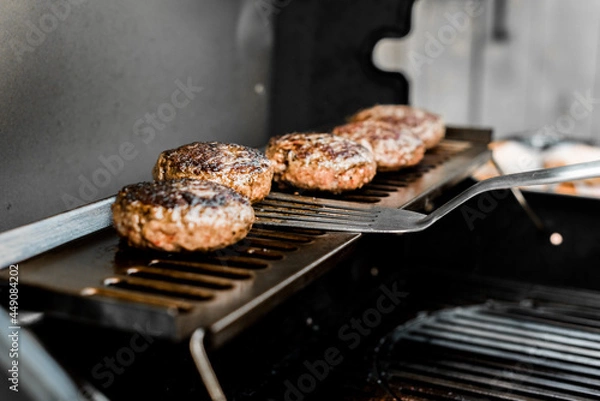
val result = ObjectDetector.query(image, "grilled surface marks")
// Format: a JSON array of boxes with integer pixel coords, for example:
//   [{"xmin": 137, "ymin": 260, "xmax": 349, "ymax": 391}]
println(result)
[
  {"xmin": 265, "ymin": 132, "xmax": 377, "ymax": 194},
  {"xmin": 332, "ymin": 119, "xmax": 426, "ymax": 172},
  {"xmin": 112, "ymin": 179, "xmax": 255, "ymax": 252},
  {"xmin": 153, "ymin": 141, "xmax": 273, "ymax": 203},
  {"xmin": 349, "ymin": 104, "xmax": 445, "ymax": 150}
]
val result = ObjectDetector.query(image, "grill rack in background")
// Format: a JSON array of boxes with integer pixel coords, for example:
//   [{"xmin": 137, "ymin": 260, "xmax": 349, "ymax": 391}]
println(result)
[{"xmin": 375, "ymin": 290, "xmax": 600, "ymax": 400}]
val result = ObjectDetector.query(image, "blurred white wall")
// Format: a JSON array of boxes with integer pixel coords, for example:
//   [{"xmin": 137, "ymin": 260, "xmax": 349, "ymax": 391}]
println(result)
[{"xmin": 373, "ymin": 0, "xmax": 600, "ymax": 145}]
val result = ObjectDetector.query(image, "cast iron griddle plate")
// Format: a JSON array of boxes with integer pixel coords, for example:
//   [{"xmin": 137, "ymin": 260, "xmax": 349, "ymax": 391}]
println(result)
[{"xmin": 0, "ymin": 127, "xmax": 491, "ymax": 346}]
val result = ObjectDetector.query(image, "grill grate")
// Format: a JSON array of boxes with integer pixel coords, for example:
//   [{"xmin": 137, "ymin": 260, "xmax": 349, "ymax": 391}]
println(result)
[
  {"xmin": 0, "ymin": 127, "xmax": 491, "ymax": 346},
  {"xmin": 375, "ymin": 302, "xmax": 600, "ymax": 400},
  {"xmin": 97, "ymin": 227, "xmax": 321, "ymax": 307},
  {"xmin": 272, "ymin": 139, "xmax": 483, "ymax": 208},
  {"xmin": 7, "ymin": 224, "xmax": 361, "ymax": 346}
]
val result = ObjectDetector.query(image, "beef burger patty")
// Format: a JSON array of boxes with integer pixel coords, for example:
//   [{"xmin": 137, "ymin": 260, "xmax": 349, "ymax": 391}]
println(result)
[
  {"xmin": 332, "ymin": 119, "xmax": 425, "ymax": 172},
  {"xmin": 349, "ymin": 104, "xmax": 445, "ymax": 150},
  {"xmin": 112, "ymin": 179, "xmax": 255, "ymax": 252},
  {"xmin": 153, "ymin": 141, "xmax": 273, "ymax": 203},
  {"xmin": 265, "ymin": 132, "xmax": 377, "ymax": 193}
]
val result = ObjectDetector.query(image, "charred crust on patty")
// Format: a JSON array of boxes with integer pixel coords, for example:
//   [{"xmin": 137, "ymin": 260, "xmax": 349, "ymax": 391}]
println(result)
[
  {"xmin": 332, "ymin": 120, "xmax": 426, "ymax": 171},
  {"xmin": 265, "ymin": 132, "xmax": 377, "ymax": 193},
  {"xmin": 155, "ymin": 142, "xmax": 270, "ymax": 175},
  {"xmin": 152, "ymin": 141, "xmax": 274, "ymax": 203},
  {"xmin": 349, "ymin": 104, "xmax": 445, "ymax": 149},
  {"xmin": 112, "ymin": 179, "xmax": 255, "ymax": 252},
  {"xmin": 119, "ymin": 180, "xmax": 248, "ymax": 209}
]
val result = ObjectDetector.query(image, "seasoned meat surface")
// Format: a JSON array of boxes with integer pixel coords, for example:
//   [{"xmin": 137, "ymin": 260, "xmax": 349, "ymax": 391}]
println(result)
[
  {"xmin": 265, "ymin": 132, "xmax": 377, "ymax": 193},
  {"xmin": 112, "ymin": 179, "xmax": 255, "ymax": 252},
  {"xmin": 349, "ymin": 104, "xmax": 445, "ymax": 149},
  {"xmin": 332, "ymin": 120, "xmax": 425, "ymax": 171},
  {"xmin": 153, "ymin": 141, "xmax": 273, "ymax": 203}
]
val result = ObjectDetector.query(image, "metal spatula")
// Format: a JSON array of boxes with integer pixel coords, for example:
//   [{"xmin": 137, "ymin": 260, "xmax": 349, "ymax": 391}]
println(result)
[{"xmin": 254, "ymin": 160, "xmax": 600, "ymax": 234}]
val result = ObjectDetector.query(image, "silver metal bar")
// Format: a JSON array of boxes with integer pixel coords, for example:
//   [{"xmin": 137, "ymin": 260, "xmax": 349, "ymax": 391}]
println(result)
[
  {"xmin": 256, "ymin": 202, "xmax": 374, "ymax": 218},
  {"xmin": 399, "ymin": 333, "xmax": 600, "ymax": 377},
  {"xmin": 413, "ymin": 327, "xmax": 600, "ymax": 367},
  {"xmin": 189, "ymin": 328, "xmax": 227, "ymax": 401},
  {"xmin": 450, "ymin": 309, "xmax": 600, "ymax": 342},
  {"xmin": 381, "ymin": 304, "xmax": 600, "ymax": 399},
  {"xmin": 423, "ymin": 320, "xmax": 600, "ymax": 357},
  {"xmin": 386, "ymin": 370, "xmax": 543, "ymax": 401},
  {"xmin": 432, "ymin": 360, "xmax": 600, "ymax": 398},
  {"xmin": 438, "ymin": 356, "xmax": 600, "ymax": 389},
  {"xmin": 418, "ymin": 159, "xmax": 600, "ymax": 229},
  {"xmin": 255, "ymin": 210, "xmax": 375, "ymax": 226},
  {"xmin": 388, "ymin": 366, "xmax": 593, "ymax": 401},
  {"xmin": 0, "ymin": 196, "xmax": 116, "ymax": 269},
  {"xmin": 263, "ymin": 191, "xmax": 374, "ymax": 211}
]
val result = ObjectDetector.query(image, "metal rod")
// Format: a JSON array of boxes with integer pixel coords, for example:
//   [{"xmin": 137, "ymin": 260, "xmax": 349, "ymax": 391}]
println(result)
[
  {"xmin": 0, "ymin": 196, "xmax": 116, "ymax": 269},
  {"xmin": 189, "ymin": 328, "xmax": 227, "ymax": 401},
  {"xmin": 418, "ymin": 159, "xmax": 600, "ymax": 231}
]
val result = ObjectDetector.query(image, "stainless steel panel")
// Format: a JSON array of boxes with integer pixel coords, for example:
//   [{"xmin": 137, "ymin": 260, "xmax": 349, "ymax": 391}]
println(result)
[{"xmin": 0, "ymin": 0, "xmax": 272, "ymax": 232}]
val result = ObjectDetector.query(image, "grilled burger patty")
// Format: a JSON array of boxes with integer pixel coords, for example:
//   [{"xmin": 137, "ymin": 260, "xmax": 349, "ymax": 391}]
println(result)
[
  {"xmin": 349, "ymin": 104, "xmax": 445, "ymax": 150},
  {"xmin": 265, "ymin": 132, "xmax": 377, "ymax": 193},
  {"xmin": 153, "ymin": 141, "xmax": 273, "ymax": 203},
  {"xmin": 112, "ymin": 179, "xmax": 255, "ymax": 252},
  {"xmin": 332, "ymin": 120, "xmax": 426, "ymax": 172}
]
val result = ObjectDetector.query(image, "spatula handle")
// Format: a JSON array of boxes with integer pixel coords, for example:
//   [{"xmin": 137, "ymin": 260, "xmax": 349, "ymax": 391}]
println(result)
[
  {"xmin": 481, "ymin": 159, "xmax": 600, "ymax": 189},
  {"xmin": 420, "ymin": 159, "xmax": 600, "ymax": 228}
]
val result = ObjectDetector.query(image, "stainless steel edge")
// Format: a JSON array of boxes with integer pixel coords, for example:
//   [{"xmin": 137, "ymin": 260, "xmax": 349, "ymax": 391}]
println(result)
[{"xmin": 0, "ymin": 196, "xmax": 116, "ymax": 269}]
